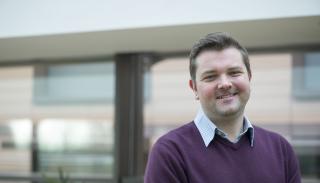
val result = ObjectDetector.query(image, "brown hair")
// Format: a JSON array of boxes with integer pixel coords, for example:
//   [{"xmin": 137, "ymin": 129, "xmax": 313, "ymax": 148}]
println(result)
[{"xmin": 189, "ymin": 32, "xmax": 251, "ymax": 81}]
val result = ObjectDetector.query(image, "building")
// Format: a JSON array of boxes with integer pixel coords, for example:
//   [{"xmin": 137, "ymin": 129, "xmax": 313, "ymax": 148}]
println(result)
[{"xmin": 0, "ymin": 0, "xmax": 320, "ymax": 182}]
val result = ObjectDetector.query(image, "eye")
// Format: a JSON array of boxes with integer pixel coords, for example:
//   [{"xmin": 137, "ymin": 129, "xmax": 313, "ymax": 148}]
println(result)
[
  {"xmin": 202, "ymin": 75, "xmax": 217, "ymax": 81},
  {"xmin": 229, "ymin": 71, "xmax": 242, "ymax": 77}
]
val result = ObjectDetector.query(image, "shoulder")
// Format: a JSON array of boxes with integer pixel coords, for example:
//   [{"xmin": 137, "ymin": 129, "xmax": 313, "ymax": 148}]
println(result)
[
  {"xmin": 145, "ymin": 122, "xmax": 196, "ymax": 182},
  {"xmin": 153, "ymin": 122, "xmax": 198, "ymax": 151},
  {"xmin": 159, "ymin": 122, "xmax": 197, "ymax": 142},
  {"xmin": 254, "ymin": 125, "xmax": 290, "ymax": 144},
  {"xmin": 253, "ymin": 125, "xmax": 299, "ymax": 165},
  {"xmin": 253, "ymin": 126, "xmax": 301, "ymax": 182},
  {"xmin": 151, "ymin": 121, "xmax": 200, "ymax": 153},
  {"xmin": 253, "ymin": 125, "xmax": 296, "ymax": 154}
]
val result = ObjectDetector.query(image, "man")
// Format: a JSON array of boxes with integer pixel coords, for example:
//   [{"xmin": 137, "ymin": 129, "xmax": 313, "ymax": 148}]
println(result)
[{"xmin": 144, "ymin": 32, "xmax": 301, "ymax": 183}]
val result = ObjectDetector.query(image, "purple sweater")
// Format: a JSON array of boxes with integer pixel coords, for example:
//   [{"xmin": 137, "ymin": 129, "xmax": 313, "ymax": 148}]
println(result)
[{"xmin": 144, "ymin": 122, "xmax": 301, "ymax": 183}]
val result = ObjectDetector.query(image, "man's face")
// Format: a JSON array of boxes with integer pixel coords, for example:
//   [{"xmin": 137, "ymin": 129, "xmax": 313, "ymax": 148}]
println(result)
[{"xmin": 189, "ymin": 47, "xmax": 251, "ymax": 120}]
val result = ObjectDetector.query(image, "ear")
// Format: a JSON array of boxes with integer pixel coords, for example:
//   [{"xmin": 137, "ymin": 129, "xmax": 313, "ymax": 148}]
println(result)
[
  {"xmin": 189, "ymin": 79, "xmax": 199, "ymax": 100},
  {"xmin": 189, "ymin": 79, "xmax": 195, "ymax": 90}
]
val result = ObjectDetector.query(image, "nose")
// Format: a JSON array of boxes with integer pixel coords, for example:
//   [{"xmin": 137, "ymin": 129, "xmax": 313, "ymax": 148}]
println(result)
[{"xmin": 217, "ymin": 75, "xmax": 232, "ymax": 90}]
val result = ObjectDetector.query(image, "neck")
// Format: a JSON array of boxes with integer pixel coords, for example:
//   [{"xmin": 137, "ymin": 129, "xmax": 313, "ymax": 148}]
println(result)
[{"xmin": 211, "ymin": 114, "xmax": 244, "ymax": 142}]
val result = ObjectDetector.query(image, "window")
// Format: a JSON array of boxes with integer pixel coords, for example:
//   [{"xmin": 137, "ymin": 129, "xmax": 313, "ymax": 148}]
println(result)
[
  {"xmin": 0, "ymin": 60, "xmax": 115, "ymax": 181},
  {"xmin": 34, "ymin": 61, "xmax": 115, "ymax": 104},
  {"xmin": 293, "ymin": 52, "xmax": 320, "ymax": 99}
]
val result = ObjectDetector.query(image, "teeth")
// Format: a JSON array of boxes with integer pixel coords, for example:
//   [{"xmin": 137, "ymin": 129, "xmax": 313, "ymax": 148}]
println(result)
[{"xmin": 217, "ymin": 93, "xmax": 236, "ymax": 99}]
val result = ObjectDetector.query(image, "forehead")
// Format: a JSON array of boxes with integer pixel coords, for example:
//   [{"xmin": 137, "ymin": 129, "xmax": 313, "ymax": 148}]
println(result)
[{"xmin": 195, "ymin": 47, "xmax": 245, "ymax": 71}]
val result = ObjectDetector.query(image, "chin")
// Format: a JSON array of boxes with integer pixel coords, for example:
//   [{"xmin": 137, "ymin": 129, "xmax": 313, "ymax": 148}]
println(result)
[{"xmin": 217, "ymin": 107, "xmax": 240, "ymax": 116}]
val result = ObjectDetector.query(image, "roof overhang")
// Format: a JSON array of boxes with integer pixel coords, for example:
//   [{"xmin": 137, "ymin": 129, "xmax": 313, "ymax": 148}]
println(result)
[{"xmin": 0, "ymin": 16, "xmax": 319, "ymax": 62}]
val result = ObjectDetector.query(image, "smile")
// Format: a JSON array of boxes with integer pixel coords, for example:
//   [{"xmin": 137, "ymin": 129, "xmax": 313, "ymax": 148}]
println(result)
[{"xmin": 216, "ymin": 92, "xmax": 238, "ymax": 99}]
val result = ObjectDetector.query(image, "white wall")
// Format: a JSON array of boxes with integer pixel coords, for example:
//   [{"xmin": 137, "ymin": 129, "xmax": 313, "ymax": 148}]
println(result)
[{"xmin": 1, "ymin": 0, "xmax": 320, "ymax": 38}]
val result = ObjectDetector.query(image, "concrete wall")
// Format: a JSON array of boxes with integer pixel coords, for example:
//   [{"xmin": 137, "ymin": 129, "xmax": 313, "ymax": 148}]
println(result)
[{"xmin": 1, "ymin": 0, "xmax": 319, "ymax": 38}]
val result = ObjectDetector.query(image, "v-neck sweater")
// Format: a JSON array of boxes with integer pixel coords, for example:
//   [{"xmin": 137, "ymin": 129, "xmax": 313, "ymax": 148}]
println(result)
[{"xmin": 144, "ymin": 122, "xmax": 301, "ymax": 183}]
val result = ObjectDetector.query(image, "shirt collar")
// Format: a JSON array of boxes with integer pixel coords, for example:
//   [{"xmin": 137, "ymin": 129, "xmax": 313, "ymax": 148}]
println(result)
[{"xmin": 194, "ymin": 107, "xmax": 254, "ymax": 147}]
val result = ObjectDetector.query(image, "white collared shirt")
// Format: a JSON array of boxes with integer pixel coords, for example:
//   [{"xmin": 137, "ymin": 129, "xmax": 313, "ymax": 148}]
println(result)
[{"xmin": 194, "ymin": 107, "xmax": 254, "ymax": 147}]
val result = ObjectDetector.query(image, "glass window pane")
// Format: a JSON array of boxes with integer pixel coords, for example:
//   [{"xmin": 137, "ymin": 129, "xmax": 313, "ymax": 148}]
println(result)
[
  {"xmin": 34, "ymin": 62, "xmax": 115, "ymax": 104},
  {"xmin": 0, "ymin": 119, "xmax": 32, "ymax": 173},
  {"xmin": 0, "ymin": 61, "xmax": 115, "ymax": 182},
  {"xmin": 38, "ymin": 119, "xmax": 113, "ymax": 176},
  {"xmin": 305, "ymin": 52, "xmax": 320, "ymax": 91}
]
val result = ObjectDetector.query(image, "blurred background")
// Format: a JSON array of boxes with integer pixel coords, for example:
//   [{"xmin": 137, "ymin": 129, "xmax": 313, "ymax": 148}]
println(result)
[{"xmin": 0, "ymin": 0, "xmax": 319, "ymax": 182}]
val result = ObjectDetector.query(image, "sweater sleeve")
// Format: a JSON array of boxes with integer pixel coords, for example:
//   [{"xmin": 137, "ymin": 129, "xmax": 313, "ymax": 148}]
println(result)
[
  {"xmin": 281, "ymin": 137, "xmax": 301, "ymax": 183},
  {"xmin": 144, "ymin": 139, "xmax": 188, "ymax": 183}
]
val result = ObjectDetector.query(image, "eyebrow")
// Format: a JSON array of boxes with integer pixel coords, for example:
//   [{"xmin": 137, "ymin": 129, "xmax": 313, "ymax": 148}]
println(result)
[
  {"xmin": 201, "ymin": 70, "xmax": 217, "ymax": 76},
  {"xmin": 201, "ymin": 66, "xmax": 243, "ymax": 75},
  {"xmin": 228, "ymin": 66, "xmax": 244, "ymax": 71}
]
